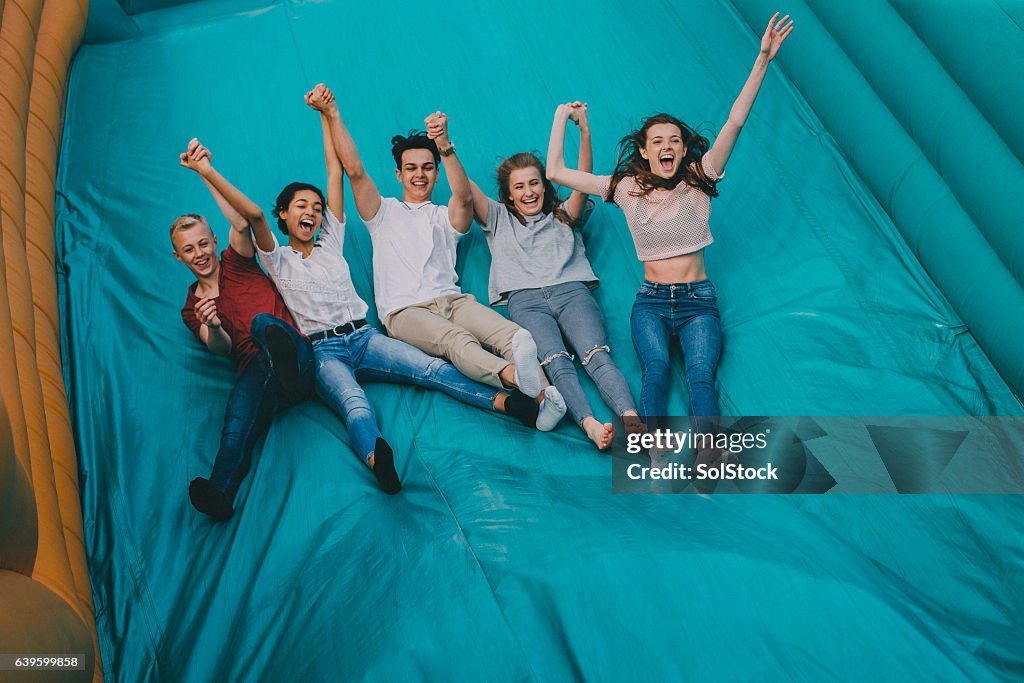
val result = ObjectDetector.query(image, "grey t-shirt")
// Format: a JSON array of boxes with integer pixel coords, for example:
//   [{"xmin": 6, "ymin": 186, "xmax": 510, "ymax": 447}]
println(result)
[{"xmin": 481, "ymin": 198, "xmax": 598, "ymax": 305}]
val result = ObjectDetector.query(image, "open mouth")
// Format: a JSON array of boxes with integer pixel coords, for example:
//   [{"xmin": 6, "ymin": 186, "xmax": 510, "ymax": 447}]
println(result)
[
  {"xmin": 299, "ymin": 219, "xmax": 315, "ymax": 231},
  {"xmin": 411, "ymin": 179, "xmax": 428, "ymax": 188},
  {"xmin": 195, "ymin": 258, "xmax": 210, "ymax": 268},
  {"xmin": 658, "ymin": 154, "xmax": 674, "ymax": 173},
  {"xmin": 521, "ymin": 196, "xmax": 539, "ymax": 208}
]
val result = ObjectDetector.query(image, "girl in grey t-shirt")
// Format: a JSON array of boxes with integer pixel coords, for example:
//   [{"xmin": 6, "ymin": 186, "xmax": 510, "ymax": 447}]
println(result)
[{"xmin": 468, "ymin": 104, "xmax": 642, "ymax": 449}]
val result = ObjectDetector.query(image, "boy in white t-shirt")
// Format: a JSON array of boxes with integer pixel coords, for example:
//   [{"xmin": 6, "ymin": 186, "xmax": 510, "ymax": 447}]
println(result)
[{"xmin": 309, "ymin": 85, "xmax": 565, "ymax": 430}]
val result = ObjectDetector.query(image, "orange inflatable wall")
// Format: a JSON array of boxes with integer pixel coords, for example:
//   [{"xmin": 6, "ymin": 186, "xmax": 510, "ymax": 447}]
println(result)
[{"xmin": 0, "ymin": 0, "xmax": 99, "ymax": 680}]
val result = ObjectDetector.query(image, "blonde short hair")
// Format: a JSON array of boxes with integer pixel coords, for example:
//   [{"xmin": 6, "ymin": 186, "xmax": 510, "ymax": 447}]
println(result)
[{"xmin": 169, "ymin": 213, "xmax": 209, "ymax": 243}]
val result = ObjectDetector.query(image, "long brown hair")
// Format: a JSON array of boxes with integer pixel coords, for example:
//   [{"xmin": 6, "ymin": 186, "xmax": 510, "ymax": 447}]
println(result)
[
  {"xmin": 606, "ymin": 113, "xmax": 719, "ymax": 201},
  {"xmin": 496, "ymin": 152, "xmax": 577, "ymax": 226}
]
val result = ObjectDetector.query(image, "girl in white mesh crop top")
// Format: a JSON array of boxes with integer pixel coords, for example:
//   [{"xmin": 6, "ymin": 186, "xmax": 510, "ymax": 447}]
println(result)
[{"xmin": 545, "ymin": 12, "xmax": 793, "ymax": 432}]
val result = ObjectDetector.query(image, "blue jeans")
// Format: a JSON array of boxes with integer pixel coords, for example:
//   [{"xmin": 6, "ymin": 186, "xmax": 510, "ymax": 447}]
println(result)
[
  {"xmin": 508, "ymin": 281, "xmax": 636, "ymax": 426},
  {"xmin": 313, "ymin": 325, "xmax": 499, "ymax": 461},
  {"xmin": 210, "ymin": 313, "xmax": 314, "ymax": 498},
  {"xmin": 630, "ymin": 280, "xmax": 722, "ymax": 428}
]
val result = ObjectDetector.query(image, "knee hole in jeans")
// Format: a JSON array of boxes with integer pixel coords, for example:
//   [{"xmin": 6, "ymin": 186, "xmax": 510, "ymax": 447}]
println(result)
[
  {"xmin": 541, "ymin": 353, "xmax": 577, "ymax": 383},
  {"xmin": 581, "ymin": 345, "xmax": 611, "ymax": 366},
  {"xmin": 540, "ymin": 350, "xmax": 574, "ymax": 367}
]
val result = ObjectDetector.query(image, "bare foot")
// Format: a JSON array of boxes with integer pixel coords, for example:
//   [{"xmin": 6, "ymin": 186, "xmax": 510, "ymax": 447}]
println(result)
[
  {"xmin": 621, "ymin": 411, "xmax": 647, "ymax": 434},
  {"xmin": 583, "ymin": 417, "xmax": 615, "ymax": 449}
]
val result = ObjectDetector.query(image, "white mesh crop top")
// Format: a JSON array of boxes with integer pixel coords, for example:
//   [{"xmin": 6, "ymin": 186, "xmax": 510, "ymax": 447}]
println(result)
[{"xmin": 581, "ymin": 153, "xmax": 724, "ymax": 261}]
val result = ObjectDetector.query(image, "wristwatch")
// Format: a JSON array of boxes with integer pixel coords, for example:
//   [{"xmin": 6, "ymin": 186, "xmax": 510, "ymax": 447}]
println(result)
[{"xmin": 438, "ymin": 142, "xmax": 456, "ymax": 157}]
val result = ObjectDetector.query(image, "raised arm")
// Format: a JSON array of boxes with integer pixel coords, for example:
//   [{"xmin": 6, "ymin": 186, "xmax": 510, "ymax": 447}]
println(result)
[
  {"xmin": 308, "ymin": 83, "xmax": 381, "ymax": 222},
  {"xmin": 425, "ymin": 111, "xmax": 472, "ymax": 233},
  {"xmin": 306, "ymin": 85, "xmax": 344, "ymax": 218},
  {"xmin": 180, "ymin": 138, "xmax": 254, "ymax": 258},
  {"xmin": 181, "ymin": 147, "xmax": 275, "ymax": 253},
  {"xmin": 546, "ymin": 103, "xmax": 609, "ymax": 197},
  {"xmin": 468, "ymin": 179, "xmax": 491, "ymax": 226},
  {"xmin": 563, "ymin": 102, "xmax": 593, "ymax": 221},
  {"xmin": 706, "ymin": 12, "xmax": 793, "ymax": 174}
]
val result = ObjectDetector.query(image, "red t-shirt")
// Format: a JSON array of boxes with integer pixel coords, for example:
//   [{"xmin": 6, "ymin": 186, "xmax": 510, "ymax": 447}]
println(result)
[{"xmin": 181, "ymin": 246, "xmax": 299, "ymax": 374}]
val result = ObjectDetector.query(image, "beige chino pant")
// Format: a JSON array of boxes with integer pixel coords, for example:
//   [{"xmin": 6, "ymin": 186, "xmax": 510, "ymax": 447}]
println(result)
[{"xmin": 384, "ymin": 293, "xmax": 546, "ymax": 391}]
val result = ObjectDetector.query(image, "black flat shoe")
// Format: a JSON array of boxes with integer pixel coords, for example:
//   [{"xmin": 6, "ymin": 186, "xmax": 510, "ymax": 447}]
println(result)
[
  {"xmin": 371, "ymin": 438, "xmax": 401, "ymax": 495},
  {"xmin": 189, "ymin": 477, "xmax": 234, "ymax": 521}
]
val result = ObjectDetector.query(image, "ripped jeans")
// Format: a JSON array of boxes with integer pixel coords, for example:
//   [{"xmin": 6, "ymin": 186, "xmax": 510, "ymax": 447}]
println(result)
[
  {"xmin": 313, "ymin": 325, "xmax": 498, "ymax": 461},
  {"xmin": 507, "ymin": 281, "xmax": 636, "ymax": 427}
]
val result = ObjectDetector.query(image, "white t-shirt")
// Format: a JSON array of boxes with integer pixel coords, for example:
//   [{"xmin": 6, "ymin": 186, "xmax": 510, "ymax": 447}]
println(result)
[
  {"xmin": 364, "ymin": 197, "xmax": 464, "ymax": 319},
  {"xmin": 256, "ymin": 208, "xmax": 369, "ymax": 335}
]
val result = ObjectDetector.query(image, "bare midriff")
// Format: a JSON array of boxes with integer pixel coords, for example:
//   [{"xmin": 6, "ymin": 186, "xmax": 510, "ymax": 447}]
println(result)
[{"xmin": 643, "ymin": 249, "xmax": 707, "ymax": 284}]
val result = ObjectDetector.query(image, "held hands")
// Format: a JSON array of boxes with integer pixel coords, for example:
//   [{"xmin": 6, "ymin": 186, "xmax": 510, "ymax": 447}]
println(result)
[
  {"xmin": 179, "ymin": 138, "xmax": 212, "ymax": 172},
  {"xmin": 305, "ymin": 83, "xmax": 337, "ymax": 113},
  {"xmin": 305, "ymin": 83, "xmax": 336, "ymax": 111},
  {"xmin": 760, "ymin": 12, "xmax": 794, "ymax": 61},
  {"xmin": 566, "ymin": 101, "xmax": 589, "ymax": 132},
  {"xmin": 555, "ymin": 101, "xmax": 588, "ymax": 126},
  {"xmin": 424, "ymin": 111, "xmax": 449, "ymax": 143},
  {"xmin": 554, "ymin": 102, "xmax": 574, "ymax": 121},
  {"xmin": 194, "ymin": 298, "xmax": 221, "ymax": 329}
]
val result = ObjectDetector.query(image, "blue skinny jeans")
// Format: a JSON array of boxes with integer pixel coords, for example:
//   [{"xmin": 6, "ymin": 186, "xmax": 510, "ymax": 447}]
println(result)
[{"xmin": 629, "ymin": 279, "xmax": 722, "ymax": 430}]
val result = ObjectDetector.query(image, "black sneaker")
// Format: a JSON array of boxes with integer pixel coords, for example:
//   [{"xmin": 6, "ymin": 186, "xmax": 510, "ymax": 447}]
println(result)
[
  {"xmin": 189, "ymin": 478, "xmax": 234, "ymax": 521},
  {"xmin": 371, "ymin": 438, "xmax": 401, "ymax": 494}
]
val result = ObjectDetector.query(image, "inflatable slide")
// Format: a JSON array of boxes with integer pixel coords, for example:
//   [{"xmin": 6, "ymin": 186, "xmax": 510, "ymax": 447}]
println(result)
[{"xmin": 2, "ymin": 0, "xmax": 1022, "ymax": 680}]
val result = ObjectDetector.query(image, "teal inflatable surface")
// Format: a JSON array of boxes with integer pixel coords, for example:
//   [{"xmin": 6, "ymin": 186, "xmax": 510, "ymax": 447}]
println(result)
[{"xmin": 60, "ymin": 0, "xmax": 1024, "ymax": 680}]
